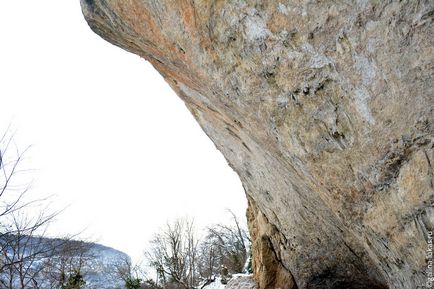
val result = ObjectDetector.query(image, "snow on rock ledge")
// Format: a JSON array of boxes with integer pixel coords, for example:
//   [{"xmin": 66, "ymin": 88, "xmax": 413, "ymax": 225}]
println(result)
[
  {"xmin": 226, "ymin": 275, "xmax": 258, "ymax": 289},
  {"xmin": 202, "ymin": 275, "xmax": 258, "ymax": 289}
]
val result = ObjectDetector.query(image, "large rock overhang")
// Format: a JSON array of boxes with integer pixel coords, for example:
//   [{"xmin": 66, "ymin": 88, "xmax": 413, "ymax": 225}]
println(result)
[{"xmin": 81, "ymin": 1, "xmax": 434, "ymax": 288}]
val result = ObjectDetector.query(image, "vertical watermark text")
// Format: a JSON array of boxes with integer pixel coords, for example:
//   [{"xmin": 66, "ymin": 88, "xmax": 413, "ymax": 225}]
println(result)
[{"xmin": 427, "ymin": 231, "xmax": 433, "ymax": 288}]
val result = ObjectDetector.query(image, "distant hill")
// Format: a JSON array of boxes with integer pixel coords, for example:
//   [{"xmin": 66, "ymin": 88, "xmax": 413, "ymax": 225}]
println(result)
[
  {"xmin": 79, "ymin": 241, "xmax": 130, "ymax": 289},
  {"xmin": 0, "ymin": 234, "xmax": 129, "ymax": 289}
]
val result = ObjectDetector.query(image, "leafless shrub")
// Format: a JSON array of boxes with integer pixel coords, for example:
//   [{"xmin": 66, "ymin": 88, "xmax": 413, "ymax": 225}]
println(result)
[
  {"xmin": 198, "ymin": 210, "xmax": 250, "ymax": 281},
  {"xmin": 0, "ymin": 129, "xmax": 90, "ymax": 289},
  {"xmin": 145, "ymin": 218, "xmax": 199, "ymax": 289},
  {"xmin": 145, "ymin": 212, "xmax": 251, "ymax": 288}
]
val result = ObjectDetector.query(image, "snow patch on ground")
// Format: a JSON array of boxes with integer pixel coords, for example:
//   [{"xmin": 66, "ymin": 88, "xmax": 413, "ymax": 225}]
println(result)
[
  {"xmin": 202, "ymin": 277, "xmax": 226, "ymax": 289},
  {"xmin": 202, "ymin": 275, "xmax": 257, "ymax": 289}
]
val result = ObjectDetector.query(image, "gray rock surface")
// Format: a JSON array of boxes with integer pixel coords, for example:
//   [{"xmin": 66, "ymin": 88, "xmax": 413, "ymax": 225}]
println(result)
[{"xmin": 81, "ymin": 1, "xmax": 434, "ymax": 288}]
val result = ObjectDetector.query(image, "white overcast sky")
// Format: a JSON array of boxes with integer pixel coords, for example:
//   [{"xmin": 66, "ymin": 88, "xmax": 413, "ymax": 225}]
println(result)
[{"xmin": 0, "ymin": 1, "xmax": 246, "ymax": 262}]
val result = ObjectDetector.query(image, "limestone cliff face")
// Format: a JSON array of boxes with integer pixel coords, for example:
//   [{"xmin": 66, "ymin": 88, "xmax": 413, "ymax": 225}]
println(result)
[{"xmin": 80, "ymin": 1, "xmax": 434, "ymax": 288}]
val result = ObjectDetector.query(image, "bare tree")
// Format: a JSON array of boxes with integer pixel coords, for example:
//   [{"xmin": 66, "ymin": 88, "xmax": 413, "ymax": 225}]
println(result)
[
  {"xmin": 0, "ymin": 129, "xmax": 58, "ymax": 288},
  {"xmin": 0, "ymin": 130, "xmax": 90, "ymax": 289},
  {"xmin": 0, "ymin": 206, "xmax": 91, "ymax": 289},
  {"xmin": 144, "ymin": 213, "xmax": 251, "ymax": 288},
  {"xmin": 40, "ymin": 238, "xmax": 93, "ymax": 289},
  {"xmin": 145, "ymin": 219, "xmax": 199, "ymax": 289},
  {"xmin": 197, "ymin": 235, "xmax": 217, "ymax": 283},
  {"xmin": 0, "ymin": 128, "xmax": 33, "ymax": 231},
  {"xmin": 114, "ymin": 256, "xmax": 146, "ymax": 289},
  {"xmin": 0, "ymin": 209, "xmax": 59, "ymax": 289},
  {"xmin": 198, "ymin": 210, "xmax": 250, "ymax": 280},
  {"xmin": 114, "ymin": 256, "xmax": 134, "ymax": 284}
]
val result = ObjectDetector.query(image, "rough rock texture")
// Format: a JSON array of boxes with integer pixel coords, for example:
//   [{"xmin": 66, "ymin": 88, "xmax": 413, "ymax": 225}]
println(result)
[
  {"xmin": 81, "ymin": 1, "xmax": 434, "ymax": 288},
  {"xmin": 247, "ymin": 197, "xmax": 296, "ymax": 289}
]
